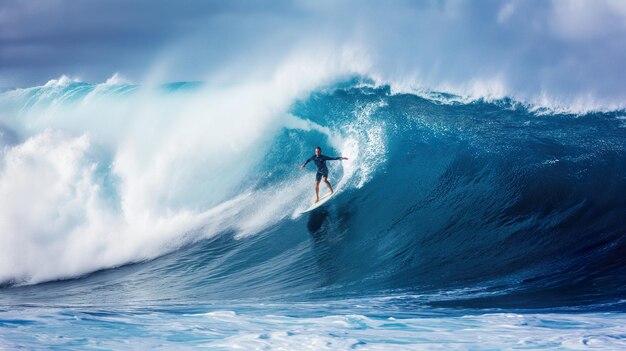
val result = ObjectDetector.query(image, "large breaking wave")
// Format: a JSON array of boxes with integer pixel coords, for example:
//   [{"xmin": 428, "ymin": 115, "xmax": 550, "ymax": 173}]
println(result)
[{"xmin": 1, "ymin": 73, "xmax": 624, "ymax": 310}]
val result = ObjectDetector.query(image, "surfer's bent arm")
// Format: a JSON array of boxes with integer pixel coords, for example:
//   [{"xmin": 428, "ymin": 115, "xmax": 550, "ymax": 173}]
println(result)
[{"xmin": 301, "ymin": 156, "xmax": 313, "ymax": 169}]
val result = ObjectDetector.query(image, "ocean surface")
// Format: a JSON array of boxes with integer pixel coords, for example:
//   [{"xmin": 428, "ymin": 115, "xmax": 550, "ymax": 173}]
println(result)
[{"xmin": 0, "ymin": 78, "xmax": 625, "ymax": 350}]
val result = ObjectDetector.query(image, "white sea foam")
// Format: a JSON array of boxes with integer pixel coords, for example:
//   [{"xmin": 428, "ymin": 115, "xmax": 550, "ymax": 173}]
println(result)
[
  {"xmin": 0, "ymin": 46, "xmax": 375, "ymax": 284},
  {"xmin": 196, "ymin": 311, "xmax": 626, "ymax": 351},
  {"xmin": 4, "ymin": 306, "xmax": 623, "ymax": 350},
  {"xmin": 337, "ymin": 100, "xmax": 388, "ymax": 189},
  {"xmin": 42, "ymin": 75, "xmax": 81, "ymax": 88},
  {"xmin": 102, "ymin": 73, "xmax": 131, "ymax": 86}
]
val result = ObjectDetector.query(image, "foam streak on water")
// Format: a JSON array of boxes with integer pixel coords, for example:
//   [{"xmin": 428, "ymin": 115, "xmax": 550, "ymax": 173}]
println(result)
[{"xmin": 1, "ymin": 304, "xmax": 625, "ymax": 350}]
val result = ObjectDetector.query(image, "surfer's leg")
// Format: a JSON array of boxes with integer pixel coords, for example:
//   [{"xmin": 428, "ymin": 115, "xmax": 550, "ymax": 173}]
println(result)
[
  {"xmin": 315, "ymin": 172, "xmax": 323, "ymax": 202},
  {"xmin": 315, "ymin": 181, "xmax": 320, "ymax": 202},
  {"xmin": 323, "ymin": 176, "xmax": 334, "ymax": 194}
]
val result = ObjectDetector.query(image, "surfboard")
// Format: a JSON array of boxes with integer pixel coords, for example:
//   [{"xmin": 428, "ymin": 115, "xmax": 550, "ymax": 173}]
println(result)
[{"xmin": 301, "ymin": 191, "xmax": 335, "ymax": 213}]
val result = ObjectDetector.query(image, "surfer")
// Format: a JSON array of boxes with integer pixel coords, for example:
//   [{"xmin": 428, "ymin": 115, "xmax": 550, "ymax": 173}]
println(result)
[{"xmin": 301, "ymin": 146, "xmax": 348, "ymax": 203}]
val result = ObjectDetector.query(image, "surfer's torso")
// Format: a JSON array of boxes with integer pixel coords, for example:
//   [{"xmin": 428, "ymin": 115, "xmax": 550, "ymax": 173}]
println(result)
[{"xmin": 307, "ymin": 154, "xmax": 340, "ymax": 172}]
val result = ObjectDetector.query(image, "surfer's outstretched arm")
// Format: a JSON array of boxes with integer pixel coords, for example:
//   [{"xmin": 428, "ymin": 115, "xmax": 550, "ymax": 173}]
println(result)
[{"xmin": 324, "ymin": 156, "xmax": 348, "ymax": 161}]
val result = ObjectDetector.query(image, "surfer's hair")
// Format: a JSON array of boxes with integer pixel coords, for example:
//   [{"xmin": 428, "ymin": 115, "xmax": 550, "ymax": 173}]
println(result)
[{"xmin": 315, "ymin": 146, "xmax": 322, "ymax": 152}]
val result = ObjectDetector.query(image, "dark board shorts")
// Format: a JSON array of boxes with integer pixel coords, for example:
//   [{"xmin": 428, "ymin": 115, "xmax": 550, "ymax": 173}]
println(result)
[{"xmin": 315, "ymin": 168, "xmax": 329, "ymax": 182}]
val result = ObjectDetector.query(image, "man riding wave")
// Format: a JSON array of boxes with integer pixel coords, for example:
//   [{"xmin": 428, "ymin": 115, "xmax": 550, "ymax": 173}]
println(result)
[{"xmin": 301, "ymin": 146, "xmax": 348, "ymax": 203}]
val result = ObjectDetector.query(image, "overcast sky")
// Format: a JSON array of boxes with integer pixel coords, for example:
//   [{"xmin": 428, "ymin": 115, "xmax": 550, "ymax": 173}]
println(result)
[
  {"xmin": 1, "ymin": 0, "xmax": 625, "ymax": 109},
  {"xmin": 0, "ymin": 0, "xmax": 275, "ymax": 86}
]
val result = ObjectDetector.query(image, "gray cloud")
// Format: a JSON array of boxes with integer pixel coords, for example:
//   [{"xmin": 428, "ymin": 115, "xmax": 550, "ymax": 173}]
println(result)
[{"xmin": 0, "ymin": 0, "xmax": 294, "ymax": 86}]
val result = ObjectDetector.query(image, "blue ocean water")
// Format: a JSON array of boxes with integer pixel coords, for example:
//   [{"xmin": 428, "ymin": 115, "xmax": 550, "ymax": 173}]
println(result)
[{"xmin": 0, "ymin": 79, "xmax": 625, "ymax": 350}]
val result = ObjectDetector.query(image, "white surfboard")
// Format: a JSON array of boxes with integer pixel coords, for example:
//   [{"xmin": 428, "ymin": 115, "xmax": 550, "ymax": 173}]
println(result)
[{"xmin": 301, "ymin": 191, "xmax": 336, "ymax": 213}]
